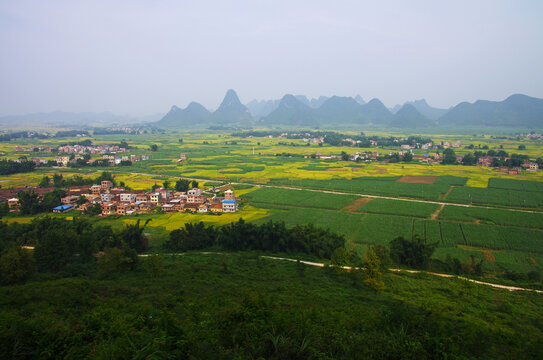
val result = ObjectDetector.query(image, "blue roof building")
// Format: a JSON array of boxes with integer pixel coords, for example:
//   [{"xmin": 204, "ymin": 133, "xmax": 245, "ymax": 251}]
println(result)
[{"xmin": 53, "ymin": 204, "xmax": 75, "ymax": 213}]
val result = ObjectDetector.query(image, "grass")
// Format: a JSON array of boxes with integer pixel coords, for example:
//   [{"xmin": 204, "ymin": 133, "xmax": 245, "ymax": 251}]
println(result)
[{"xmin": 241, "ymin": 187, "xmax": 358, "ymax": 210}]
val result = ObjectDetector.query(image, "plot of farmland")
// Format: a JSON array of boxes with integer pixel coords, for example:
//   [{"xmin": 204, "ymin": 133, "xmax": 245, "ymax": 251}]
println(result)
[
  {"xmin": 488, "ymin": 178, "xmax": 543, "ymax": 192},
  {"xmin": 356, "ymin": 198, "xmax": 440, "ymax": 218},
  {"xmin": 268, "ymin": 177, "xmax": 451, "ymax": 200},
  {"xmin": 242, "ymin": 187, "xmax": 358, "ymax": 209},
  {"xmin": 445, "ymin": 186, "xmax": 543, "ymax": 209},
  {"xmin": 438, "ymin": 205, "xmax": 543, "ymax": 229}
]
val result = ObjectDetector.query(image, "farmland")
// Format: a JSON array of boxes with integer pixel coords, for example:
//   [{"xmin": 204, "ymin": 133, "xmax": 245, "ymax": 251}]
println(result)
[{"xmin": 2, "ymin": 130, "xmax": 543, "ymax": 277}]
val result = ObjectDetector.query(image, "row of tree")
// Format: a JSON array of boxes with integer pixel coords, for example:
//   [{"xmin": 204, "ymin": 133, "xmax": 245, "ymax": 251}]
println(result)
[
  {"xmin": 0, "ymin": 217, "xmax": 150, "ymax": 284},
  {"xmin": 164, "ymin": 219, "xmax": 345, "ymax": 259}
]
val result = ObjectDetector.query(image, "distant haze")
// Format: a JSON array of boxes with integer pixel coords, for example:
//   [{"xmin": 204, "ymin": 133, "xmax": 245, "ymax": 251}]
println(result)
[{"xmin": 1, "ymin": 0, "xmax": 542, "ymax": 117}]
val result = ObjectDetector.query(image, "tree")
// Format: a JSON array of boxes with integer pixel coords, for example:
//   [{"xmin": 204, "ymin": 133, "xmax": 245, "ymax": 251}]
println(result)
[
  {"xmin": 442, "ymin": 148, "xmax": 457, "ymax": 165},
  {"xmin": 17, "ymin": 190, "xmax": 41, "ymax": 215},
  {"xmin": 175, "ymin": 179, "xmax": 190, "ymax": 192},
  {"xmin": 143, "ymin": 254, "xmax": 163, "ymax": 277},
  {"xmin": 76, "ymin": 195, "xmax": 88, "ymax": 206},
  {"xmin": 461, "ymin": 152, "xmax": 476, "ymax": 166},
  {"xmin": 163, "ymin": 180, "xmax": 171, "ymax": 190},
  {"xmin": 150, "ymin": 144, "xmax": 158, "ymax": 152},
  {"xmin": 331, "ymin": 247, "xmax": 349, "ymax": 270},
  {"xmin": 402, "ymin": 152, "xmax": 413, "ymax": 162},
  {"xmin": 389, "ymin": 236, "xmax": 437, "ymax": 269},
  {"xmin": 53, "ymin": 173, "xmax": 64, "ymax": 188},
  {"xmin": 118, "ymin": 219, "xmax": 151, "ymax": 253},
  {"xmin": 364, "ymin": 250, "xmax": 385, "ymax": 291},
  {"xmin": 97, "ymin": 247, "xmax": 138, "ymax": 278},
  {"xmin": 518, "ymin": 144, "xmax": 526, "ymax": 150},
  {"xmin": 341, "ymin": 151, "xmax": 349, "ymax": 161},
  {"xmin": 0, "ymin": 247, "xmax": 36, "ymax": 284},
  {"xmin": 151, "ymin": 183, "xmax": 160, "ymax": 192},
  {"xmin": 191, "ymin": 180, "xmax": 198, "ymax": 189},
  {"xmin": 39, "ymin": 176, "xmax": 51, "ymax": 188},
  {"xmin": 34, "ymin": 228, "xmax": 76, "ymax": 272},
  {"xmin": 178, "ymin": 138, "xmax": 183, "ymax": 143},
  {"xmin": 40, "ymin": 189, "xmax": 66, "ymax": 212}
]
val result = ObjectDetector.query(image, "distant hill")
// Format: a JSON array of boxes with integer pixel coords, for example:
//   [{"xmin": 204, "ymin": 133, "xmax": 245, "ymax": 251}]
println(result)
[
  {"xmin": 390, "ymin": 99, "xmax": 447, "ymax": 120},
  {"xmin": 245, "ymin": 99, "xmax": 280, "ymax": 119},
  {"xmin": 409, "ymin": 99, "xmax": 448, "ymax": 120},
  {"xmin": 390, "ymin": 104, "xmax": 436, "ymax": 128},
  {"xmin": 319, "ymin": 96, "xmax": 365, "ymax": 124},
  {"xmin": 354, "ymin": 94, "xmax": 366, "ymax": 105},
  {"xmin": 210, "ymin": 89, "xmax": 253, "ymax": 125},
  {"xmin": 263, "ymin": 95, "xmax": 320, "ymax": 126},
  {"xmin": 154, "ymin": 91, "xmax": 543, "ymax": 129},
  {"xmin": 359, "ymin": 98, "xmax": 394, "ymax": 125},
  {"xmin": 156, "ymin": 102, "xmax": 211, "ymax": 128},
  {"xmin": 438, "ymin": 94, "xmax": 543, "ymax": 127}
]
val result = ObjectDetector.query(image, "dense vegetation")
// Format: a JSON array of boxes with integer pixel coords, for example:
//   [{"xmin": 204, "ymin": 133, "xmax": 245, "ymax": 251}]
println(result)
[
  {"xmin": 165, "ymin": 219, "xmax": 345, "ymax": 259},
  {"xmin": 0, "ymin": 159, "xmax": 36, "ymax": 175}
]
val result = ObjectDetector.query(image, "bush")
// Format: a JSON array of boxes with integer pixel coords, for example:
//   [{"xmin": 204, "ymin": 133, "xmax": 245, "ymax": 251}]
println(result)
[
  {"xmin": 0, "ymin": 247, "xmax": 36, "ymax": 284},
  {"xmin": 143, "ymin": 254, "xmax": 163, "ymax": 277},
  {"xmin": 97, "ymin": 247, "xmax": 138, "ymax": 278},
  {"xmin": 389, "ymin": 236, "xmax": 437, "ymax": 269}
]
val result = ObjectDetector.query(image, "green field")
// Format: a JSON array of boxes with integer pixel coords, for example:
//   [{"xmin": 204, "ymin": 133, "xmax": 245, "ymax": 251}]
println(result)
[{"xmin": 357, "ymin": 198, "xmax": 440, "ymax": 218}]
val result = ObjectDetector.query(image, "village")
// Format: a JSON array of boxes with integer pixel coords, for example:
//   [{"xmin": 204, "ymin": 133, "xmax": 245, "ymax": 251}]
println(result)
[{"xmin": 1, "ymin": 181, "xmax": 239, "ymax": 216}]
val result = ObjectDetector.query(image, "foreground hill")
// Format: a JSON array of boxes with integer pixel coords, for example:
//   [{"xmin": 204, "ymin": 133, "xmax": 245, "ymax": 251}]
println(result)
[
  {"xmin": 439, "ymin": 94, "xmax": 543, "ymax": 127},
  {"xmin": 0, "ymin": 252, "xmax": 541, "ymax": 358}
]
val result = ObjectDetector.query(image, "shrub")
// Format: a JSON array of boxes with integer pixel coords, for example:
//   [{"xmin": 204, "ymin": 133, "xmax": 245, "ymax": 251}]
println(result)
[{"xmin": 0, "ymin": 247, "xmax": 36, "ymax": 284}]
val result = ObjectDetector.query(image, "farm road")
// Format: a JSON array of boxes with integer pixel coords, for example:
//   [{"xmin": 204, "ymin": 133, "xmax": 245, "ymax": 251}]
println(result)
[{"xmin": 124, "ymin": 171, "xmax": 543, "ymax": 215}]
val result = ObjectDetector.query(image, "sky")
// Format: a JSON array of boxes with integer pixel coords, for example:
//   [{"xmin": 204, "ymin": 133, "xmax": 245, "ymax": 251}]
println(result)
[{"xmin": 1, "ymin": 0, "xmax": 542, "ymax": 116}]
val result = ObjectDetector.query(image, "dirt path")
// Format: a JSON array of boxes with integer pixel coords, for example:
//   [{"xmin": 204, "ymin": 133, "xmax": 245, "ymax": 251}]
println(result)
[
  {"xmin": 341, "ymin": 197, "xmax": 373, "ymax": 212},
  {"xmin": 258, "ymin": 255, "xmax": 543, "ymax": 294},
  {"xmin": 430, "ymin": 204, "xmax": 446, "ymax": 220},
  {"xmin": 136, "ymin": 252, "xmax": 543, "ymax": 294}
]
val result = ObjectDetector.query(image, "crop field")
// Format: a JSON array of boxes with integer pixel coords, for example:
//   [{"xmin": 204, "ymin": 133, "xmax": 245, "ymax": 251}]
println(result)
[
  {"xmin": 439, "ymin": 205, "xmax": 543, "ymax": 229},
  {"xmin": 241, "ymin": 187, "xmax": 358, "ymax": 209},
  {"xmin": 356, "ymin": 198, "xmax": 440, "ymax": 218},
  {"xmin": 445, "ymin": 186, "xmax": 543, "ymax": 209}
]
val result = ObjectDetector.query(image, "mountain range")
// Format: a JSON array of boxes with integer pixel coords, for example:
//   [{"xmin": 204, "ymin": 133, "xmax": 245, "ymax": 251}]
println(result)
[
  {"xmin": 3, "ymin": 91, "xmax": 542, "ymax": 130},
  {"xmin": 157, "ymin": 90, "xmax": 543, "ymax": 129}
]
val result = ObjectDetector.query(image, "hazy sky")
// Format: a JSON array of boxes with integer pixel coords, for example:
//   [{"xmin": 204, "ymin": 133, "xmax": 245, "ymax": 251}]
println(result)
[{"xmin": 1, "ymin": 0, "xmax": 542, "ymax": 116}]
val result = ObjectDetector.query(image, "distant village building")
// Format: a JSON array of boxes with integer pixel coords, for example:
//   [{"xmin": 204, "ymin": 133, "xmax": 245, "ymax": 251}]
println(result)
[{"xmin": 222, "ymin": 199, "xmax": 238, "ymax": 212}]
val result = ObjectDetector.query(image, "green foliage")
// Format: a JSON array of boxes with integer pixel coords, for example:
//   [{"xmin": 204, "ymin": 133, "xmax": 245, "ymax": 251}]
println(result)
[
  {"xmin": 118, "ymin": 219, "xmax": 150, "ymax": 253},
  {"xmin": 143, "ymin": 255, "xmax": 164, "ymax": 277},
  {"xmin": 38, "ymin": 175, "xmax": 51, "ymax": 188},
  {"xmin": 442, "ymin": 148, "xmax": 457, "ymax": 165},
  {"xmin": 0, "ymin": 247, "xmax": 36, "ymax": 284},
  {"xmin": 175, "ymin": 179, "xmax": 190, "ymax": 192},
  {"xmin": 164, "ymin": 219, "xmax": 346, "ymax": 259},
  {"xmin": 364, "ymin": 250, "xmax": 385, "ymax": 291},
  {"xmin": 163, "ymin": 180, "xmax": 171, "ymax": 189},
  {"xmin": 17, "ymin": 190, "xmax": 41, "ymax": 215},
  {"xmin": 150, "ymin": 144, "xmax": 158, "ymax": 151},
  {"xmin": 34, "ymin": 227, "xmax": 76, "ymax": 272},
  {"xmin": 390, "ymin": 236, "xmax": 437, "ymax": 269},
  {"xmin": 97, "ymin": 247, "xmax": 138, "ymax": 278}
]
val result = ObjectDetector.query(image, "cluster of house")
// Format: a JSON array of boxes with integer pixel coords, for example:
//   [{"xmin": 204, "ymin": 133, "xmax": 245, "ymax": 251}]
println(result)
[
  {"xmin": 1, "ymin": 181, "xmax": 239, "ymax": 215},
  {"xmin": 476, "ymin": 157, "xmax": 540, "ymax": 174},
  {"xmin": 57, "ymin": 144, "xmax": 129, "ymax": 155},
  {"xmin": 53, "ymin": 154, "xmax": 149, "ymax": 167},
  {"xmin": 54, "ymin": 181, "xmax": 238, "ymax": 215}
]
